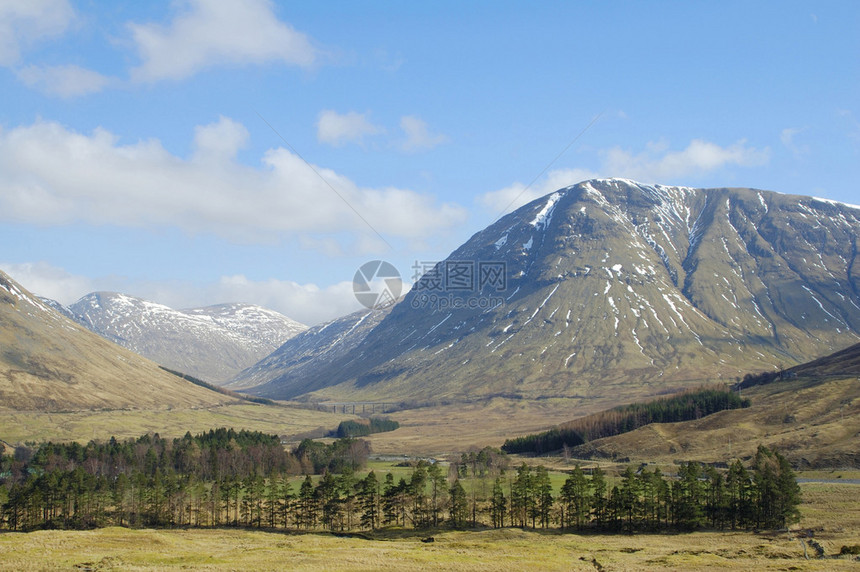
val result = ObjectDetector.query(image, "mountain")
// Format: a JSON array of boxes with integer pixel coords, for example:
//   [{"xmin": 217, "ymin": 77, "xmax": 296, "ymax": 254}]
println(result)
[
  {"xmin": 66, "ymin": 293, "xmax": 306, "ymax": 384},
  {"xmin": 228, "ymin": 306, "xmax": 392, "ymax": 393},
  {"xmin": 247, "ymin": 178, "xmax": 860, "ymax": 403},
  {"xmin": 38, "ymin": 297, "xmax": 79, "ymax": 321},
  {"xmin": 0, "ymin": 271, "xmax": 234, "ymax": 411}
]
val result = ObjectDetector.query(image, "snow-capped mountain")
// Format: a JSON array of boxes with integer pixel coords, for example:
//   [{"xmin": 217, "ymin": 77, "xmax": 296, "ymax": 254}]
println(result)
[
  {"xmin": 0, "ymin": 271, "xmax": 232, "ymax": 411},
  {"xmin": 228, "ymin": 306, "xmax": 392, "ymax": 394},
  {"xmin": 245, "ymin": 178, "xmax": 860, "ymax": 403},
  {"xmin": 66, "ymin": 293, "xmax": 306, "ymax": 383}
]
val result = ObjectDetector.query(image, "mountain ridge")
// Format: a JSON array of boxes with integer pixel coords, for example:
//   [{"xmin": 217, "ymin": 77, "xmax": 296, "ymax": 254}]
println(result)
[
  {"xmin": 60, "ymin": 292, "xmax": 306, "ymax": 384},
  {"xmin": 246, "ymin": 178, "xmax": 860, "ymax": 404}
]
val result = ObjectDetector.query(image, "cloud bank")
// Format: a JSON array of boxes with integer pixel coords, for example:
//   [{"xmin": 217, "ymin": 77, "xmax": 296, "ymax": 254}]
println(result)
[
  {"xmin": 0, "ymin": 117, "xmax": 467, "ymax": 246},
  {"xmin": 480, "ymin": 139, "xmax": 770, "ymax": 213}
]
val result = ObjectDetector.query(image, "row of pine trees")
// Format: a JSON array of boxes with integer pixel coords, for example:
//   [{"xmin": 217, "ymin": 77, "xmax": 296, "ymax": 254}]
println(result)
[
  {"xmin": 1, "ymin": 430, "xmax": 799, "ymax": 532},
  {"xmin": 502, "ymin": 388, "xmax": 750, "ymax": 454}
]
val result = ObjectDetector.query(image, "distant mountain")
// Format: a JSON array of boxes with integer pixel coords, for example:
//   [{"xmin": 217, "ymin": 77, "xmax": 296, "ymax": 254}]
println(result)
[
  {"xmin": 245, "ymin": 179, "xmax": 860, "ymax": 403},
  {"xmin": 38, "ymin": 296, "xmax": 79, "ymax": 321},
  {"xmin": 0, "ymin": 271, "xmax": 233, "ymax": 411},
  {"xmin": 228, "ymin": 307, "xmax": 391, "ymax": 394},
  {"xmin": 65, "ymin": 293, "xmax": 306, "ymax": 383}
]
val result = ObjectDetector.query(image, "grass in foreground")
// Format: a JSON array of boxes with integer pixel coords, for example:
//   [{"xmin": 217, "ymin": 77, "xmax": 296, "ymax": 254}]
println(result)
[{"xmin": 0, "ymin": 526, "xmax": 855, "ymax": 571}]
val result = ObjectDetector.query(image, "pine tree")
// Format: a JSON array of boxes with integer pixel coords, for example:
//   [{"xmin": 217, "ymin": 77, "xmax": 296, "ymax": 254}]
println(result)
[
  {"xmin": 510, "ymin": 463, "xmax": 533, "ymax": 528},
  {"xmin": 619, "ymin": 466, "xmax": 641, "ymax": 532},
  {"xmin": 534, "ymin": 466, "xmax": 553, "ymax": 529},
  {"xmin": 298, "ymin": 475, "xmax": 316, "ymax": 529},
  {"xmin": 590, "ymin": 466, "xmax": 608, "ymax": 529},
  {"xmin": 449, "ymin": 480, "xmax": 468, "ymax": 528},
  {"xmin": 381, "ymin": 473, "xmax": 399, "ymax": 526},
  {"xmin": 490, "ymin": 476, "xmax": 507, "ymax": 528},
  {"xmin": 358, "ymin": 471, "xmax": 379, "ymax": 530},
  {"xmin": 726, "ymin": 459, "xmax": 751, "ymax": 529},
  {"xmin": 427, "ymin": 462, "xmax": 447, "ymax": 528}
]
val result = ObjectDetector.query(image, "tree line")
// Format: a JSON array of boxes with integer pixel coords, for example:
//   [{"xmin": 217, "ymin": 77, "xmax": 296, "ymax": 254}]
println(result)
[
  {"xmin": 502, "ymin": 388, "xmax": 750, "ymax": 455},
  {"xmin": 1, "ymin": 430, "xmax": 799, "ymax": 533}
]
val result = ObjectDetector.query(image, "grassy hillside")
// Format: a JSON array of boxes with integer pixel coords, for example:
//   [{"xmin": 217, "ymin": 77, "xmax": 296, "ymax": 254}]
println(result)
[
  {"xmin": 502, "ymin": 388, "xmax": 749, "ymax": 454},
  {"xmin": 563, "ymin": 344, "xmax": 860, "ymax": 467},
  {"xmin": 571, "ymin": 375, "xmax": 859, "ymax": 467},
  {"xmin": 738, "ymin": 342, "xmax": 860, "ymax": 389},
  {"xmin": 0, "ymin": 271, "xmax": 234, "ymax": 411}
]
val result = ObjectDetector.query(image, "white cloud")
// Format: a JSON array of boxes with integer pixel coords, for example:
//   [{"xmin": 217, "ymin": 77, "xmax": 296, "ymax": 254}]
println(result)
[
  {"xmin": 129, "ymin": 0, "xmax": 316, "ymax": 82},
  {"xmin": 602, "ymin": 139, "xmax": 770, "ymax": 183},
  {"xmin": 0, "ymin": 261, "xmax": 94, "ymax": 305},
  {"xmin": 16, "ymin": 64, "xmax": 111, "ymax": 97},
  {"xmin": 478, "ymin": 168, "xmax": 599, "ymax": 215},
  {"xmin": 317, "ymin": 110, "xmax": 383, "ymax": 147},
  {"xmin": 399, "ymin": 115, "xmax": 448, "ymax": 152},
  {"xmin": 0, "ymin": 0, "xmax": 74, "ymax": 66},
  {"xmin": 0, "ymin": 117, "xmax": 467, "ymax": 246},
  {"xmin": 479, "ymin": 138, "xmax": 771, "ymax": 214},
  {"xmin": 193, "ymin": 115, "xmax": 250, "ymax": 159},
  {"xmin": 203, "ymin": 275, "xmax": 362, "ymax": 325}
]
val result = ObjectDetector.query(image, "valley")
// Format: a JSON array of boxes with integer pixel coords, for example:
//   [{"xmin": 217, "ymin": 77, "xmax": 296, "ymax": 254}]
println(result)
[
  {"xmin": 3, "ymin": 1, "xmax": 858, "ymax": 568},
  {"xmin": 2, "ymin": 180, "xmax": 860, "ymax": 570}
]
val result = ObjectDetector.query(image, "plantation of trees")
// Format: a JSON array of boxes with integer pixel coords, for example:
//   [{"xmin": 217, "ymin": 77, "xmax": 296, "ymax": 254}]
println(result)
[
  {"xmin": 502, "ymin": 388, "xmax": 750, "ymax": 455},
  {"xmin": 335, "ymin": 417, "xmax": 400, "ymax": 438},
  {"xmin": 0, "ymin": 427, "xmax": 799, "ymax": 533}
]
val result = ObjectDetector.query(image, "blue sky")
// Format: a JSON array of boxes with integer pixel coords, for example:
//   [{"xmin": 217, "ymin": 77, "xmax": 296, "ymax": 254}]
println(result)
[{"xmin": 1, "ymin": 0, "xmax": 858, "ymax": 325}]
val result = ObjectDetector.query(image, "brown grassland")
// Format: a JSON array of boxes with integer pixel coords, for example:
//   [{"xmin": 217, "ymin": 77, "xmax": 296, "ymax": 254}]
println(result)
[
  {"xmin": 0, "ymin": 480, "xmax": 858, "ymax": 571},
  {"xmin": 0, "ymin": 403, "xmax": 355, "ymax": 445}
]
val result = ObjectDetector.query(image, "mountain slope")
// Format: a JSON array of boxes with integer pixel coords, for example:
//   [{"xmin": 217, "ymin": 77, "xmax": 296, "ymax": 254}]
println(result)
[
  {"xmin": 248, "ymin": 178, "xmax": 860, "ymax": 403},
  {"xmin": 228, "ymin": 307, "xmax": 391, "ymax": 394},
  {"xmin": 68, "ymin": 293, "xmax": 306, "ymax": 383},
  {"xmin": 0, "ymin": 271, "xmax": 234, "ymax": 411}
]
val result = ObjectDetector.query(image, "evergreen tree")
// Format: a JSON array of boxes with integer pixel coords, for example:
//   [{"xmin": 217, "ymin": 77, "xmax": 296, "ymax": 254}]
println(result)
[
  {"xmin": 449, "ymin": 480, "xmax": 468, "ymax": 528},
  {"xmin": 590, "ymin": 466, "xmax": 608, "ymax": 529},
  {"xmin": 560, "ymin": 465, "xmax": 591, "ymax": 530},
  {"xmin": 408, "ymin": 463, "xmax": 429, "ymax": 528},
  {"xmin": 297, "ymin": 475, "xmax": 316, "ymax": 529},
  {"xmin": 357, "ymin": 471, "xmax": 380, "ymax": 530},
  {"xmin": 619, "ymin": 466, "xmax": 641, "ymax": 531},
  {"xmin": 427, "ymin": 462, "xmax": 447, "ymax": 528},
  {"xmin": 534, "ymin": 466, "xmax": 553, "ymax": 529},
  {"xmin": 510, "ymin": 463, "xmax": 533, "ymax": 528},
  {"xmin": 490, "ymin": 476, "xmax": 507, "ymax": 529},
  {"xmin": 752, "ymin": 445, "xmax": 801, "ymax": 529},
  {"xmin": 381, "ymin": 473, "xmax": 399, "ymax": 526}
]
